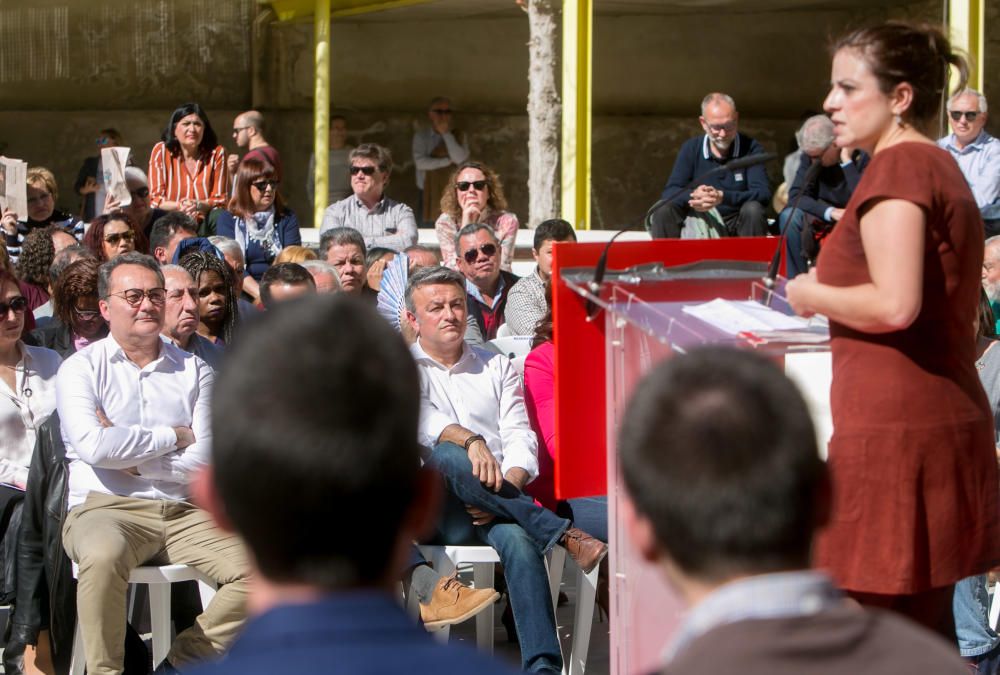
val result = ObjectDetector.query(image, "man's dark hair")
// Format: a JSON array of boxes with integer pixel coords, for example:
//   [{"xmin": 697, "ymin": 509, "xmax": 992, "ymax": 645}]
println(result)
[
  {"xmin": 453, "ymin": 223, "xmax": 497, "ymax": 253},
  {"xmin": 618, "ymin": 347, "xmax": 824, "ymax": 582},
  {"xmin": 211, "ymin": 296, "xmax": 422, "ymax": 588},
  {"xmin": 149, "ymin": 213, "xmax": 197, "ymax": 254},
  {"xmin": 319, "ymin": 227, "xmax": 367, "ymax": 260},
  {"xmin": 259, "ymin": 262, "xmax": 316, "ymax": 309},
  {"xmin": 533, "ymin": 218, "xmax": 576, "ymax": 251},
  {"xmin": 97, "ymin": 252, "xmax": 164, "ymax": 299},
  {"xmin": 365, "ymin": 246, "xmax": 395, "ymax": 268}
]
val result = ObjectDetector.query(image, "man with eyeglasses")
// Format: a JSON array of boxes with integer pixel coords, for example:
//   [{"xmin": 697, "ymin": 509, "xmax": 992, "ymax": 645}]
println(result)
[
  {"xmin": 56, "ymin": 252, "xmax": 247, "ymax": 674},
  {"xmin": 161, "ymin": 264, "xmax": 222, "ymax": 369},
  {"xmin": 413, "ymin": 96, "xmax": 470, "ymax": 227},
  {"xmin": 319, "ymin": 143, "xmax": 418, "ymax": 252},
  {"xmin": 227, "ymin": 110, "xmax": 282, "ymax": 181},
  {"xmin": 649, "ymin": 92, "xmax": 771, "ymax": 239},
  {"xmin": 938, "ymin": 88, "xmax": 1000, "ymax": 236},
  {"xmin": 455, "ymin": 223, "xmax": 518, "ymax": 341}
]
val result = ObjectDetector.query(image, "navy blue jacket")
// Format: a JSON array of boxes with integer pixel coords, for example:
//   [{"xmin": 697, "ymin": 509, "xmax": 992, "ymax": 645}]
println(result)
[
  {"xmin": 786, "ymin": 151, "xmax": 868, "ymax": 222},
  {"xmin": 660, "ymin": 133, "xmax": 772, "ymax": 218},
  {"xmin": 216, "ymin": 209, "xmax": 302, "ymax": 282},
  {"xmin": 182, "ymin": 591, "xmax": 518, "ymax": 675}
]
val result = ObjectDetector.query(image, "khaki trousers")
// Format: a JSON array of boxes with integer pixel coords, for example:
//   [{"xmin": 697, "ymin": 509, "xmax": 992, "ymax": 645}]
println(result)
[{"xmin": 62, "ymin": 492, "xmax": 249, "ymax": 675}]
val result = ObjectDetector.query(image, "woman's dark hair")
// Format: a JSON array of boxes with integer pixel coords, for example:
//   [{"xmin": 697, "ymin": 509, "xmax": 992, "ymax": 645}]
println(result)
[
  {"xmin": 15, "ymin": 226, "xmax": 56, "ymax": 287},
  {"xmin": 179, "ymin": 249, "xmax": 237, "ymax": 344},
  {"xmin": 53, "ymin": 257, "xmax": 101, "ymax": 328},
  {"xmin": 979, "ymin": 288, "xmax": 997, "ymax": 339},
  {"xmin": 834, "ymin": 21, "xmax": 968, "ymax": 128},
  {"xmin": 162, "ymin": 102, "xmax": 219, "ymax": 156},
  {"xmin": 83, "ymin": 211, "xmax": 149, "ymax": 261},
  {"xmin": 531, "ymin": 277, "xmax": 553, "ymax": 350},
  {"xmin": 227, "ymin": 157, "xmax": 286, "ymax": 221}
]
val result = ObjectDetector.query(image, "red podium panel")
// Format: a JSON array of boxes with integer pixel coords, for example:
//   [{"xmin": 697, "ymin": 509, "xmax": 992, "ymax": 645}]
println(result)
[{"xmin": 550, "ymin": 237, "xmax": 780, "ymax": 501}]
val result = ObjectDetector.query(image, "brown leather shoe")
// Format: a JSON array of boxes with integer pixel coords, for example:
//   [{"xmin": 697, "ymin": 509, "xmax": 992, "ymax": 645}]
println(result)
[
  {"xmin": 562, "ymin": 527, "xmax": 608, "ymax": 574},
  {"xmin": 419, "ymin": 572, "xmax": 500, "ymax": 631}
]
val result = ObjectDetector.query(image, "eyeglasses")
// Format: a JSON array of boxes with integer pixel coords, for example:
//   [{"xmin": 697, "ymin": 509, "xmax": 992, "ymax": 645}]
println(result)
[
  {"xmin": 105, "ymin": 288, "xmax": 167, "ymax": 307},
  {"xmin": 456, "ymin": 180, "xmax": 487, "ymax": 192},
  {"xmin": 950, "ymin": 110, "xmax": 980, "ymax": 122},
  {"xmin": 462, "ymin": 243, "xmax": 497, "ymax": 264},
  {"xmin": 430, "ymin": 108, "xmax": 453, "ymax": 115},
  {"xmin": 130, "ymin": 187, "xmax": 150, "ymax": 200},
  {"xmin": 72, "ymin": 306, "xmax": 101, "ymax": 321},
  {"xmin": 104, "ymin": 230, "xmax": 135, "ymax": 245},
  {"xmin": 232, "ymin": 126, "xmax": 250, "ymax": 135},
  {"xmin": 26, "ymin": 192, "xmax": 52, "ymax": 205},
  {"xmin": 350, "ymin": 165, "xmax": 377, "ymax": 176},
  {"xmin": 0, "ymin": 296, "xmax": 28, "ymax": 316},
  {"xmin": 251, "ymin": 179, "xmax": 279, "ymax": 192}
]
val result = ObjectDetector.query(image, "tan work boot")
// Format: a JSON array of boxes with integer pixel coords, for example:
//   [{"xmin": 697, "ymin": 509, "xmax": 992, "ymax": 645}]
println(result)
[{"xmin": 419, "ymin": 572, "xmax": 500, "ymax": 631}]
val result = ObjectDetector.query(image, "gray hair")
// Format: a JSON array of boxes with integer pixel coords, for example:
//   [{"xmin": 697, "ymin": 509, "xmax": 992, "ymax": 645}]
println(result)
[
  {"xmin": 208, "ymin": 235, "xmax": 245, "ymax": 264},
  {"xmin": 301, "ymin": 259, "xmax": 342, "ymax": 289},
  {"xmin": 404, "ymin": 265, "xmax": 466, "ymax": 314},
  {"xmin": 701, "ymin": 92, "xmax": 736, "ymax": 116},
  {"xmin": 319, "ymin": 227, "xmax": 367, "ymax": 259},
  {"xmin": 949, "ymin": 87, "xmax": 988, "ymax": 113},
  {"xmin": 986, "ymin": 235, "xmax": 1000, "ymax": 259},
  {"xmin": 797, "ymin": 115, "xmax": 835, "ymax": 153},
  {"xmin": 124, "ymin": 166, "xmax": 148, "ymax": 186},
  {"xmin": 49, "ymin": 244, "xmax": 94, "ymax": 286},
  {"xmin": 97, "ymin": 252, "xmax": 164, "ymax": 299},
  {"xmin": 160, "ymin": 264, "xmax": 193, "ymax": 282},
  {"xmin": 453, "ymin": 223, "xmax": 498, "ymax": 255}
]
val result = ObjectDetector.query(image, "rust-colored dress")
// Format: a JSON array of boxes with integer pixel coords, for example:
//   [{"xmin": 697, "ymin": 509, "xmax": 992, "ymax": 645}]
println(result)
[{"xmin": 814, "ymin": 142, "xmax": 1000, "ymax": 595}]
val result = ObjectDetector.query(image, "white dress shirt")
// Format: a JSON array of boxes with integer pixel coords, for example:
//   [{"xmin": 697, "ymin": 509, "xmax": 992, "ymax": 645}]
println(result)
[
  {"xmin": 0, "ymin": 343, "xmax": 61, "ymax": 487},
  {"xmin": 57, "ymin": 335, "xmax": 213, "ymax": 510},
  {"xmin": 411, "ymin": 340, "xmax": 539, "ymax": 481}
]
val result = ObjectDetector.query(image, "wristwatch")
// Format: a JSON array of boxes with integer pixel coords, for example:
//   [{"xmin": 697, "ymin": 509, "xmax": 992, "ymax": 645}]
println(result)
[{"xmin": 464, "ymin": 434, "xmax": 486, "ymax": 450}]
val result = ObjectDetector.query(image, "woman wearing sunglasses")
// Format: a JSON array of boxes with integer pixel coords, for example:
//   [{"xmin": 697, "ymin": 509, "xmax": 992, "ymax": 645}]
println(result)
[
  {"xmin": 82, "ymin": 211, "xmax": 148, "ymax": 262},
  {"xmin": 217, "ymin": 157, "xmax": 301, "ymax": 303},
  {"xmin": 29, "ymin": 257, "xmax": 108, "ymax": 359},
  {"xmin": 435, "ymin": 161, "xmax": 518, "ymax": 271}
]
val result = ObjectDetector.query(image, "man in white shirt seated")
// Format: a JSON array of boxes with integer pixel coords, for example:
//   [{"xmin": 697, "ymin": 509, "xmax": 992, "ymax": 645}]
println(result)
[
  {"xmin": 938, "ymin": 88, "xmax": 1000, "ymax": 236},
  {"xmin": 404, "ymin": 266, "xmax": 606, "ymax": 675},
  {"xmin": 57, "ymin": 252, "xmax": 248, "ymax": 675}
]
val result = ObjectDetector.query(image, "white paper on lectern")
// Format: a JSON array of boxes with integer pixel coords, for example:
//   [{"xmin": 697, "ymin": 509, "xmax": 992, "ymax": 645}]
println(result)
[{"xmin": 683, "ymin": 298, "xmax": 814, "ymax": 335}]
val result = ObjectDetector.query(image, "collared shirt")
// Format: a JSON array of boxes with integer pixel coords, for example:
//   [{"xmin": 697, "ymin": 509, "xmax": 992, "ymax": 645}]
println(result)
[
  {"xmin": 412, "ymin": 128, "xmax": 470, "ymax": 190},
  {"xmin": 185, "ymin": 332, "xmax": 224, "ymax": 371},
  {"xmin": 57, "ymin": 334, "xmax": 214, "ymax": 509},
  {"xmin": 466, "ymin": 274, "xmax": 512, "ymax": 341},
  {"xmin": 434, "ymin": 210, "xmax": 520, "ymax": 271},
  {"xmin": 664, "ymin": 571, "xmax": 843, "ymax": 664},
  {"xmin": 938, "ymin": 131, "xmax": 1000, "ymax": 208},
  {"xmin": 147, "ymin": 142, "xmax": 228, "ymax": 218},
  {"xmin": 319, "ymin": 194, "xmax": 418, "ymax": 252},
  {"xmin": 504, "ymin": 268, "xmax": 546, "ymax": 336},
  {"xmin": 0, "ymin": 343, "xmax": 61, "ymax": 487},
  {"xmin": 410, "ymin": 340, "xmax": 538, "ymax": 480}
]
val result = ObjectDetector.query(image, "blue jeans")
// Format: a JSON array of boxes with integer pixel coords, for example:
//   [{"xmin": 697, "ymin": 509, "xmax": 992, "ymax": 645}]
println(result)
[
  {"xmin": 954, "ymin": 574, "xmax": 1000, "ymax": 659},
  {"xmin": 427, "ymin": 442, "xmax": 567, "ymax": 673},
  {"xmin": 779, "ymin": 207, "xmax": 810, "ymax": 279},
  {"xmin": 557, "ymin": 497, "xmax": 608, "ymax": 544}
]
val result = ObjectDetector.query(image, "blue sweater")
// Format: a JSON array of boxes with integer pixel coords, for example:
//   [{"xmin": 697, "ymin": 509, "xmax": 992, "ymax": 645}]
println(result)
[
  {"xmin": 216, "ymin": 209, "xmax": 301, "ymax": 282},
  {"xmin": 660, "ymin": 133, "xmax": 772, "ymax": 218}
]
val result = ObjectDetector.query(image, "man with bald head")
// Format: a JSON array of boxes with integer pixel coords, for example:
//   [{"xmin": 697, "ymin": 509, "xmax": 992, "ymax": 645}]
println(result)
[
  {"xmin": 228, "ymin": 110, "xmax": 282, "ymax": 179},
  {"xmin": 938, "ymin": 88, "xmax": 1000, "ymax": 236},
  {"xmin": 649, "ymin": 92, "xmax": 771, "ymax": 239}
]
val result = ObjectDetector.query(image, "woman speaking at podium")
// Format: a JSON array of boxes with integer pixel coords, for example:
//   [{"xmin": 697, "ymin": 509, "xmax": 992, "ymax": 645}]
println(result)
[{"xmin": 786, "ymin": 22, "xmax": 1000, "ymax": 638}]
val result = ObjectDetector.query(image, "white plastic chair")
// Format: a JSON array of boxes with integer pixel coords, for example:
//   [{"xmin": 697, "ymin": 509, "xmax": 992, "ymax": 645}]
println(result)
[
  {"xmin": 487, "ymin": 335, "xmax": 534, "ymax": 360},
  {"xmin": 69, "ymin": 563, "xmax": 218, "ymax": 674}
]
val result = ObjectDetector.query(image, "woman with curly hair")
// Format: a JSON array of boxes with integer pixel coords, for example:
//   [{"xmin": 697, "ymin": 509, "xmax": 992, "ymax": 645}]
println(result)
[
  {"xmin": 82, "ymin": 211, "xmax": 148, "ymax": 262},
  {"xmin": 14, "ymin": 226, "xmax": 57, "ymax": 312},
  {"xmin": 179, "ymin": 249, "xmax": 237, "ymax": 345},
  {"xmin": 434, "ymin": 161, "xmax": 519, "ymax": 271},
  {"xmin": 30, "ymin": 257, "xmax": 107, "ymax": 358}
]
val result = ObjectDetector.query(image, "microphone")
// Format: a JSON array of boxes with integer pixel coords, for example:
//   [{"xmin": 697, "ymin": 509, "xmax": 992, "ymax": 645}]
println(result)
[
  {"xmin": 585, "ymin": 151, "xmax": 776, "ymax": 319},
  {"xmin": 763, "ymin": 156, "xmax": 823, "ymax": 290}
]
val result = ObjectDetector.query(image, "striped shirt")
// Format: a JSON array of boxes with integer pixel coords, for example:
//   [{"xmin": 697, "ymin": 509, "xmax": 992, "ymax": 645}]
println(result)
[
  {"xmin": 4, "ymin": 212, "xmax": 84, "ymax": 265},
  {"xmin": 319, "ymin": 194, "xmax": 418, "ymax": 252},
  {"xmin": 147, "ymin": 142, "xmax": 228, "ymax": 217}
]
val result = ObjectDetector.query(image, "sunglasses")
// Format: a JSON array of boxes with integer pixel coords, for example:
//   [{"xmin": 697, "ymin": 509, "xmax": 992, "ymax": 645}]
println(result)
[
  {"xmin": 104, "ymin": 231, "xmax": 135, "ymax": 245},
  {"xmin": 350, "ymin": 165, "xmax": 377, "ymax": 176},
  {"xmin": 462, "ymin": 243, "xmax": 497, "ymax": 264},
  {"xmin": 251, "ymin": 179, "xmax": 279, "ymax": 192},
  {"xmin": 106, "ymin": 288, "xmax": 167, "ymax": 307},
  {"xmin": 130, "ymin": 187, "xmax": 150, "ymax": 200},
  {"xmin": 456, "ymin": 180, "xmax": 487, "ymax": 192},
  {"xmin": 431, "ymin": 109, "xmax": 453, "ymax": 115},
  {"xmin": 72, "ymin": 306, "xmax": 101, "ymax": 321},
  {"xmin": 950, "ymin": 110, "xmax": 980, "ymax": 122},
  {"xmin": 0, "ymin": 296, "xmax": 28, "ymax": 316}
]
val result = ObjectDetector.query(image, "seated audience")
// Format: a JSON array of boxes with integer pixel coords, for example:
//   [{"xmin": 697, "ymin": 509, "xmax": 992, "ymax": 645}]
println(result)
[
  {"xmin": 938, "ymin": 88, "xmax": 1000, "ymax": 236},
  {"xmin": 618, "ymin": 347, "xmax": 967, "ymax": 674},
  {"xmin": 83, "ymin": 211, "xmax": 148, "ymax": 262},
  {"xmin": 435, "ymin": 161, "xmax": 518, "ymax": 271},
  {"xmin": 74, "ymin": 128, "xmax": 125, "ymax": 222},
  {"xmin": 57, "ymin": 252, "xmax": 248, "ymax": 674},
  {"xmin": 405, "ymin": 245, "xmax": 440, "ymax": 269},
  {"xmin": 102, "ymin": 167, "xmax": 168, "ymax": 241},
  {"xmin": 181, "ymin": 295, "xmax": 515, "ymax": 675},
  {"xmin": 307, "ymin": 115, "xmax": 353, "ymax": 206},
  {"xmin": 273, "ymin": 245, "xmax": 317, "ymax": 265},
  {"xmin": 33, "ymin": 242, "xmax": 91, "ymax": 326},
  {"xmin": 319, "ymin": 144, "xmax": 418, "ymax": 252},
  {"xmin": 455, "ymin": 224, "xmax": 518, "ymax": 341},
  {"xmin": 15, "ymin": 227, "xmax": 58, "ymax": 312},
  {"xmin": 227, "ymin": 110, "xmax": 282, "ymax": 180},
  {"xmin": 319, "ymin": 228, "xmax": 376, "ymax": 301},
  {"xmin": 148, "ymin": 103, "xmax": 228, "ymax": 223},
  {"xmin": 150, "ymin": 213, "xmax": 198, "ymax": 265},
  {"xmin": 985, "ymin": 236, "xmax": 1000, "ymax": 333},
  {"xmin": 217, "ymin": 158, "xmax": 301, "ymax": 304},
  {"xmin": 161, "ymin": 265, "xmax": 223, "ymax": 369},
  {"xmin": 780, "ymin": 114, "xmax": 867, "ymax": 277},
  {"xmin": 365, "ymin": 246, "xmax": 395, "ymax": 293},
  {"xmin": 648, "ymin": 93, "xmax": 770, "ymax": 238},
  {"xmin": 2, "ymin": 167, "xmax": 83, "ymax": 264},
  {"xmin": 259, "ymin": 263, "xmax": 316, "ymax": 309},
  {"xmin": 178, "ymin": 250, "xmax": 238, "ymax": 345},
  {"xmin": 505, "ymin": 219, "xmax": 576, "ymax": 336},
  {"xmin": 413, "ymin": 96, "xmax": 471, "ymax": 226},
  {"xmin": 300, "ymin": 260, "xmax": 341, "ymax": 294},
  {"xmin": 30, "ymin": 258, "xmax": 107, "ymax": 358},
  {"xmin": 208, "ymin": 235, "xmax": 259, "ymax": 316}
]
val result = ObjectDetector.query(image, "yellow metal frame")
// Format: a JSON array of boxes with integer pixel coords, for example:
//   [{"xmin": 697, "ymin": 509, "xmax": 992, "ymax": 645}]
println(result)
[
  {"xmin": 948, "ymin": 0, "xmax": 984, "ymax": 91},
  {"xmin": 561, "ymin": 0, "xmax": 592, "ymax": 230},
  {"xmin": 313, "ymin": 0, "xmax": 331, "ymax": 229}
]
